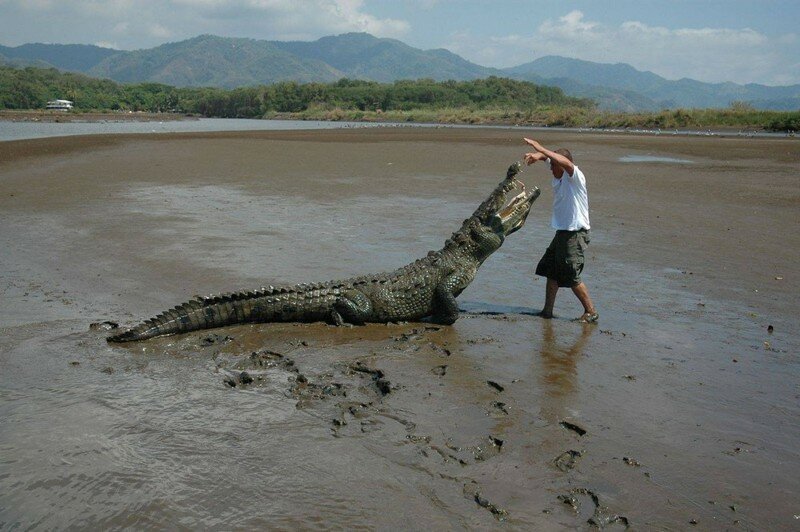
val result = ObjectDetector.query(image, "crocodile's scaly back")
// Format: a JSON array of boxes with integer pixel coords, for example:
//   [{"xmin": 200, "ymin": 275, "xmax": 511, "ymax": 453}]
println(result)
[{"xmin": 108, "ymin": 163, "xmax": 539, "ymax": 342}]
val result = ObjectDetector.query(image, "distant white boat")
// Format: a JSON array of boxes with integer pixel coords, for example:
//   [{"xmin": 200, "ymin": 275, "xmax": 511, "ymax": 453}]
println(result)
[{"xmin": 46, "ymin": 99, "xmax": 74, "ymax": 111}]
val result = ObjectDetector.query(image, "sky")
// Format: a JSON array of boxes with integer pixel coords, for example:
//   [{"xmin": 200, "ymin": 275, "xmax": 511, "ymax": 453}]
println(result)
[{"xmin": 1, "ymin": 0, "xmax": 799, "ymax": 86}]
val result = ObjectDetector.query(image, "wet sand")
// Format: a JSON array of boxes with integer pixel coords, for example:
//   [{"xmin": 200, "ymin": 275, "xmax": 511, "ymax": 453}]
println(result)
[{"xmin": 0, "ymin": 128, "xmax": 798, "ymax": 529}]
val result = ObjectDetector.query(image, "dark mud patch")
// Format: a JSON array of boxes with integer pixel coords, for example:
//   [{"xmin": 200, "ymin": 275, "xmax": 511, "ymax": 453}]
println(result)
[
  {"xmin": 560, "ymin": 420, "xmax": 587, "ymax": 436},
  {"xmin": 487, "ymin": 380, "xmax": 505, "ymax": 392},
  {"xmin": 622, "ymin": 456, "xmax": 643, "ymax": 467}
]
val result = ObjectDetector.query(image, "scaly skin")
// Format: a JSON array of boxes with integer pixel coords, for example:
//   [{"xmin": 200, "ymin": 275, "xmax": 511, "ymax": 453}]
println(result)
[{"xmin": 107, "ymin": 163, "xmax": 539, "ymax": 342}]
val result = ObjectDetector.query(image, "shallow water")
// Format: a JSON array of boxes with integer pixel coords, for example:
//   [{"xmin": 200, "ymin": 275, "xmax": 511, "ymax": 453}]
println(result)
[
  {"xmin": 619, "ymin": 154, "xmax": 694, "ymax": 164},
  {"xmin": 0, "ymin": 117, "xmax": 390, "ymax": 142},
  {"xmin": 2, "ymin": 117, "xmax": 794, "ymax": 143},
  {"xmin": 1, "ymin": 128, "xmax": 798, "ymax": 529}
]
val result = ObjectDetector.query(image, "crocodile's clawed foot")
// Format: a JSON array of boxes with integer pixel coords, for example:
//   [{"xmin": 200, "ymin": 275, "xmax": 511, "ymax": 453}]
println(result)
[{"xmin": 330, "ymin": 310, "xmax": 345, "ymax": 326}]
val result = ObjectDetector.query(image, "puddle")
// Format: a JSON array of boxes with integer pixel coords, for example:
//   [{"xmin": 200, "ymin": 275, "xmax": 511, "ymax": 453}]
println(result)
[{"xmin": 619, "ymin": 155, "xmax": 693, "ymax": 164}]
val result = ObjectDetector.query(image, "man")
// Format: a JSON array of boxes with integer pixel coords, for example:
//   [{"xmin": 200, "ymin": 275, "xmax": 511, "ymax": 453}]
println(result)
[{"xmin": 523, "ymin": 137, "xmax": 598, "ymax": 323}]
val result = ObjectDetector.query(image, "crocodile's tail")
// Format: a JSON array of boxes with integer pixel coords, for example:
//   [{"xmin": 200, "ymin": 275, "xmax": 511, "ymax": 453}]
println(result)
[{"xmin": 107, "ymin": 284, "xmax": 337, "ymax": 342}]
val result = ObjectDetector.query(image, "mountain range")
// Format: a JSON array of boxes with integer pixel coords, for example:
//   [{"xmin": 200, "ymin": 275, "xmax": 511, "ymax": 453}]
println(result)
[{"xmin": 2, "ymin": 33, "xmax": 798, "ymax": 111}]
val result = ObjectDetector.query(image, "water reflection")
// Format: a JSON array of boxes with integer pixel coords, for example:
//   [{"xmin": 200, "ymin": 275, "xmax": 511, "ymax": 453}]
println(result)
[{"xmin": 538, "ymin": 321, "xmax": 593, "ymax": 423}]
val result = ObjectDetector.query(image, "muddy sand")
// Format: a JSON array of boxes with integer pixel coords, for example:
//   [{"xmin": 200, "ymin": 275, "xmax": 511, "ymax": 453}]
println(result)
[{"xmin": 1, "ymin": 128, "xmax": 798, "ymax": 529}]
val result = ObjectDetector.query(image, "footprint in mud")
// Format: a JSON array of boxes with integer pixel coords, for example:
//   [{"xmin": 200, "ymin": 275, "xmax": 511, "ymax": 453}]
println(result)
[
  {"xmin": 431, "ymin": 364, "xmax": 448, "ymax": 376},
  {"xmin": 201, "ymin": 333, "xmax": 234, "ymax": 346},
  {"xmin": 285, "ymin": 357, "xmax": 403, "ymax": 435},
  {"xmin": 219, "ymin": 349, "xmax": 299, "ymax": 388},
  {"xmin": 473, "ymin": 435, "xmax": 504, "ymax": 462},
  {"xmin": 463, "ymin": 480, "xmax": 508, "ymax": 521},
  {"xmin": 388, "ymin": 328, "xmax": 451, "ymax": 359},
  {"xmin": 292, "ymin": 377, "xmax": 348, "ymax": 408},
  {"xmin": 221, "ymin": 349, "xmax": 409, "ymax": 438},
  {"xmin": 558, "ymin": 488, "xmax": 629, "ymax": 529},
  {"xmin": 391, "ymin": 326, "xmax": 442, "ymax": 343},
  {"xmin": 416, "ymin": 434, "xmax": 505, "ymax": 467},
  {"xmin": 344, "ymin": 361, "xmax": 393, "ymax": 396},
  {"xmin": 553, "ymin": 449, "xmax": 583, "ymax": 472},
  {"xmin": 426, "ymin": 343, "xmax": 452, "ymax": 357},
  {"xmin": 488, "ymin": 400, "xmax": 509, "ymax": 416}
]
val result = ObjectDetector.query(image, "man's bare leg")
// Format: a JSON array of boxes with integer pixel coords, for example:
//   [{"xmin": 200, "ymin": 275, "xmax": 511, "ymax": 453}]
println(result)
[
  {"xmin": 571, "ymin": 282, "xmax": 598, "ymax": 321},
  {"xmin": 539, "ymin": 277, "xmax": 559, "ymax": 318}
]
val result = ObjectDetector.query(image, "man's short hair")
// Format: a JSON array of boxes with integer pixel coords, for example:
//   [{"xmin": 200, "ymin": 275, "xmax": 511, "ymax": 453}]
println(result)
[{"xmin": 554, "ymin": 148, "xmax": 573, "ymax": 162}]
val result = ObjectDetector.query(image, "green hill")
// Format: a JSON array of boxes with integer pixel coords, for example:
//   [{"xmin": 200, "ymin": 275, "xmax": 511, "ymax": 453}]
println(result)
[
  {"xmin": 88, "ymin": 35, "xmax": 344, "ymax": 88},
  {"xmin": 2, "ymin": 35, "xmax": 799, "ymax": 110},
  {"xmin": 505, "ymin": 56, "xmax": 800, "ymax": 110},
  {"xmin": 0, "ymin": 42, "xmax": 117, "ymax": 72},
  {"xmin": 273, "ymin": 32, "xmax": 500, "ymax": 82}
]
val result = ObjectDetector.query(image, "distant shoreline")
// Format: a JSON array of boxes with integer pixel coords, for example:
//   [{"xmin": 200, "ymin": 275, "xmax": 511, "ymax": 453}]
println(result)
[
  {"xmin": 0, "ymin": 110, "xmax": 195, "ymax": 123},
  {"xmin": 0, "ymin": 110, "xmax": 796, "ymax": 141}
]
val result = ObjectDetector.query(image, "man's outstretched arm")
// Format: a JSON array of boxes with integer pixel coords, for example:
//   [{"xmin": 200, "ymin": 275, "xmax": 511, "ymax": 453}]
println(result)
[
  {"xmin": 523, "ymin": 151, "xmax": 548, "ymax": 165},
  {"xmin": 523, "ymin": 138, "xmax": 575, "ymax": 175}
]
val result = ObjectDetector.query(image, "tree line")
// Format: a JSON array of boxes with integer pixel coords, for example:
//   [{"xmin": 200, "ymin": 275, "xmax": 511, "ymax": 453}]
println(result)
[
  {"xmin": 2, "ymin": 65, "xmax": 797, "ymax": 131},
  {"xmin": 0, "ymin": 65, "xmax": 592, "ymax": 116}
]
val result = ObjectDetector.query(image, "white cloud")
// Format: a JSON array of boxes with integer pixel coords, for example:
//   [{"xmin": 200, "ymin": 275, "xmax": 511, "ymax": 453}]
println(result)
[
  {"xmin": 448, "ymin": 10, "xmax": 800, "ymax": 85},
  {"xmin": 0, "ymin": 0, "xmax": 409, "ymax": 49},
  {"xmin": 94, "ymin": 40, "xmax": 120, "ymax": 49},
  {"xmin": 147, "ymin": 23, "xmax": 173, "ymax": 40},
  {"xmin": 162, "ymin": 0, "xmax": 409, "ymax": 38},
  {"xmin": 327, "ymin": 0, "xmax": 409, "ymax": 36}
]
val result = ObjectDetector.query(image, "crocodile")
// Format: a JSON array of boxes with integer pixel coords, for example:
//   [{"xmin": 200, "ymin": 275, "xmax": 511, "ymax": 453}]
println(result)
[{"xmin": 107, "ymin": 163, "xmax": 539, "ymax": 342}]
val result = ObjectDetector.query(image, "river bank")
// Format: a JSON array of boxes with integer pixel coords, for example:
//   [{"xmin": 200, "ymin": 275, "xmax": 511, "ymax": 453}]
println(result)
[
  {"xmin": 1, "ymin": 127, "xmax": 798, "ymax": 529},
  {"xmin": 2, "ymin": 108, "xmax": 798, "ymax": 137},
  {"xmin": 0, "ymin": 109, "xmax": 193, "ymax": 123}
]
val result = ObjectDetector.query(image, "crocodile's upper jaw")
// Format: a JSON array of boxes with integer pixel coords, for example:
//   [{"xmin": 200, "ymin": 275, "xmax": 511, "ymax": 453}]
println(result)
[{"xmin": 492, "ymin": 181, "xmax": 540, "ymax": 236}]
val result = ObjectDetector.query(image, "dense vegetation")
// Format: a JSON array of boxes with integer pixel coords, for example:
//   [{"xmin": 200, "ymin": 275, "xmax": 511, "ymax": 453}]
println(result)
[
  {"xmin": 0, "ymin": 65, "xmax": 588, "ymax": 114},
  {"xmin": 1, "ymin": 65, "xmax": 798, "ymax": 131},
  {"xmin": 0, "ymin": 66, "xmax": 181, "ymax": 112}
]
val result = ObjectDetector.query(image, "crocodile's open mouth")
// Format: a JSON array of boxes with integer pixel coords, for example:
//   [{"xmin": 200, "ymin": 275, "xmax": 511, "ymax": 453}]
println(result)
[{"xmin": 495, "ymin": 179, "xmax": 539, "ymax": 235}]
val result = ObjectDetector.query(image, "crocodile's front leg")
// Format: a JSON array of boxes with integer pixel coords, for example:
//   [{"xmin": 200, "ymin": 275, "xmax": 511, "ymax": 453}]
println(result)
[
  {"xmin": 331, "ymin": 289, "xmax": 373, "ymax": 325},
  {"xmin": 431, "ymin": 269, "xmax": 476, "ymax": 325}
]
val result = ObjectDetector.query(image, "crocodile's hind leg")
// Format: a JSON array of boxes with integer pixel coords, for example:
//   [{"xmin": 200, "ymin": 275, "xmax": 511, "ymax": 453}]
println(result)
[
  {"xmin": 431, "ymin": 284, "xmax": 459, "ymax": 325},
  {"xmin": 331, "ymin": 289, "xmax": 373, "ymax": 325},
  {"xmin": 431, "ymin": 269, "xmax": 476, "ymax": 325}
]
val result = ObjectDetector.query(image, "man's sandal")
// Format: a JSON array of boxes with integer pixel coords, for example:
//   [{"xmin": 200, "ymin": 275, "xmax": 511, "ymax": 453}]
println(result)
[{"xmin": 576, "ymin": 312, "xmax": 599, "ymax": 323}]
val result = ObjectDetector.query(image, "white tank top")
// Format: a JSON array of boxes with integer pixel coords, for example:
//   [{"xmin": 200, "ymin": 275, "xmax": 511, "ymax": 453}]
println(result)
[{"xmin": 551, "ymin": 165, "xmax": 590, "ymax": 231}]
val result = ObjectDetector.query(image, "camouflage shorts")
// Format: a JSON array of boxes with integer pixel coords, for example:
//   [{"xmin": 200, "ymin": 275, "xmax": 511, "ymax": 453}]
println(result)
[{"xmin": 535, "ymin": 230, "xmax": 590, "ymax": 288}]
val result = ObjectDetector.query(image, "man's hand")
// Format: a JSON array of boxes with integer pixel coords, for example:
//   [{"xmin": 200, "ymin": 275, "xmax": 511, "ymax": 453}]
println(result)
[
  {"xmin": 524, "ymin": 152, "xmax": 547, "ymax": 165},
  {"xmin": 523, "ymin": 137, "xmax": 545, "ymax": 152}
]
